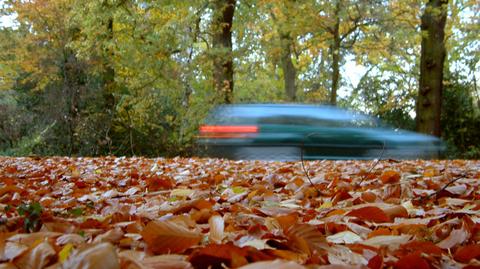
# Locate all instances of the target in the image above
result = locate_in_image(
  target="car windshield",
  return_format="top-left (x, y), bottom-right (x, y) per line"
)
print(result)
top-left (205, 104), bottom-right (380, 128)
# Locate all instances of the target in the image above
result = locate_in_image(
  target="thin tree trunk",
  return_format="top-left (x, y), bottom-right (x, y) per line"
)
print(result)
top-left (62, 50), bottom-right (81, 155)
top-left (416, 0), bottom-right (448, 137)
top-left (330, 0), bottom-right (341, 106)
top-left (212, 0), bottom-right (236, 104)
top-left (280, 33), bottom-right (297, 102)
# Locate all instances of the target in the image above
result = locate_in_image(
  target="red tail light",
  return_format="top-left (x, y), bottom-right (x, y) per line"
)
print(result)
top-left (199, 125), bottom-right (258, 138)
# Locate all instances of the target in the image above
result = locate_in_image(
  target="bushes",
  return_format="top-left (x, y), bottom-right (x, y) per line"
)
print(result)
top-left (441, 76), bottom-right (480, 159)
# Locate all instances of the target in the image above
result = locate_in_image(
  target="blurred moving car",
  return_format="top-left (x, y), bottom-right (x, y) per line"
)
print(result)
top-left (197, 104), bottom-right (445, 160)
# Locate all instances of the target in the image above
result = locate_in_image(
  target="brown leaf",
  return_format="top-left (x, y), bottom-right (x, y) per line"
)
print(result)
top-left (346, 206), bottom-right (390, 223)
top-left (380, 170), bottom-right (400, 184)
top-left (7, 233), bottom-right (61, 247)
top-left (119, 251), bottom-right (193, 269)
top-left (394, 252), bottom-right (430, 269)
top-left (93, 228), bottom-right (124, 244)
top-left (237, 259), bottom-right (306, 269)
top-left (143, 255), bottom-right (193, 269)
top-left (399, 241), bottom-right (443, 256)
top-left (0, 263), bottom-right (18, 269)
top-left (188, 243), bottom-right (248, 269)
top-left (141, 220), bottom-right (202, 254)
top-left (453, 244), bottom-right (480, 263)
top-left (62, 242), bottom-right (120, 269)
top-left (0, 186), bottom-right (24, 197)
top-left (383, 205), bottom-right (409, 221)
top-left (14, 242), bottom-right (56, 269)
top-left (285, 224), bottom-right (327, 255)
top-left (145, 175), bottom-right (175, 191)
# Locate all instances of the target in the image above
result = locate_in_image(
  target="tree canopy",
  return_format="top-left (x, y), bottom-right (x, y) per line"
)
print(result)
top-left (0, 0), bottom-right (479, 158)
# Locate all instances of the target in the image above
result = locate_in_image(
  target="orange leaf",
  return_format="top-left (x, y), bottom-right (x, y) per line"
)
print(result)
top-left (326, 209), bottom-right (346, 217)
top-left (189, 243), bottom-right (248, 269)
top-left (394, 252), bottom-right (430, 269)
top-left (145, 175), bottom-right (175, 191)
top-left (399, 241), bottom-right (443, 256)
top-left (454, 244), bottom-right (480, 263)
top-left (237, 260), bottom-right (305, 269)
top-left (285, 224), bottom-right (326, 255)
top-left (346, 206), bottom-right (390, 223)
top-left (0, 186), bottom-right (24, 196)
top-left (361, 192), bottom-right (377, 203)
top-left (275, 213), bottom-right (299, 230)
top-left (383, 205), bottom-right (408, 221)
top-left (141, 220), bottom-right (202, 254)
top-left (368, 228), bottom-right (392, 238)
top-left (380, 170), bottom-right (400, 184)
top-left (367, 254), bottom-right (383, 269)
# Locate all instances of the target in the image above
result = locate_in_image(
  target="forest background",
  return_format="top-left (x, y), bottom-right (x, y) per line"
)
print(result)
top-left (0, 0), bottom-right (478, 158)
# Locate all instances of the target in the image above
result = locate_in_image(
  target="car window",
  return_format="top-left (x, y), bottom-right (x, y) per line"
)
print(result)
top-left (204, 105), bottom-right (380, 128)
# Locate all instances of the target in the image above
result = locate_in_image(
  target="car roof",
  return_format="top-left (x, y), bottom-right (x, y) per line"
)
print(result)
top-left (211, 104), bottom-right (372, 122)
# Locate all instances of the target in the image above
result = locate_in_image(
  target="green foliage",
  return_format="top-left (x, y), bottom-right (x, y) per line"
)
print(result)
top-left (68, 207), bottom-right (84, 217)
top-left (17, 202), bottom-right (43, 233)
top-left (442, 75), bottom-right (480, 159)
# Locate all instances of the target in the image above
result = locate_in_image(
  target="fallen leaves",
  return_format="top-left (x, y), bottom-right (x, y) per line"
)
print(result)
top-left (0, 157), bottom-right (479, 268)
top-left (141, 220), bottom-right (202, 254)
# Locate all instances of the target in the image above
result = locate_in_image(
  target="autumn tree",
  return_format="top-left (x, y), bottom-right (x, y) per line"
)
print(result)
top-left (267, 1), bottom-right (298, 101)
top-left (211, 0), bottom-right (236, 104)
top-left (416, 0), bottom-right (449, 137)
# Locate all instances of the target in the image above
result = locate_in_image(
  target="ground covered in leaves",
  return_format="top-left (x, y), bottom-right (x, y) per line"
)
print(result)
top-left (0, 157), bottom-right (479, 269)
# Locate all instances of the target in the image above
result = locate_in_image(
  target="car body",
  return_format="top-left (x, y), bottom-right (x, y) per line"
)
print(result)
top-left (197, 104), bottom-right (445, 160)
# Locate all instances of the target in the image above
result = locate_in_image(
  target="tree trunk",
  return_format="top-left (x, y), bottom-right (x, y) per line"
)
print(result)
top-left (416, 0), bottom-right (448, 137)
top-left (101, 17), bottom-right (116, 153)
top-left (62, 51), bottom-right (83, 155)
top-left (212, 0), bottom-right (236, 104)
top-left (329, 0), bottom-right (341, 106)
top-left (280, 33), bottom-right (297, 102)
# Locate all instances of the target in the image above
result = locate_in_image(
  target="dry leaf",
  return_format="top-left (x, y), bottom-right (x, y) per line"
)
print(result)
top-left (93, 228), bottom-right (124, 244)
top-left (453, 244), bottom-right (480, 263)
top-left (208, 215), bottom-right (224, 244)
top-left (14, 241), bottom-right (56, 269)
top-left (237, 260), bottom-right (305, 269)
top-left (142, 255), bottom-right (193, 269)
top-left (141, 220), bottom-right (202, 254)
top-left (346, 206), bottom-right (390, 223)
top-left (383, 205), bottom-right (409, 221)
top-left (3, 242), bottom-right (28, 261)
top-left (62, 242), bottom-right (120, 269)
top-left (285, 224), bottom-right (327, 255)
top-left (188, 243), bottom-right (248, 269)
top-left (0, 263), bottom-right (18, 269)
top-left (394, 252), bottom-right (430, 269)
top-left (2, 157), bottom-right (480, 268)
top-left (56, 234), bottom-right (85, 246)
top-left (327, 245), bottom-right (368, 266)
top-left (326, 231), bottom-right (362, 244)
top-left (361, 235), bottom-right (411, 249)
top-left (380, 170), bottom-right (400, 184)
top-left (436, 224), bottom-right (470, 249)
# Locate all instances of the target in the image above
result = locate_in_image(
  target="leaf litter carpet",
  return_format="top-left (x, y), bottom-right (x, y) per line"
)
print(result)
top-left (0, 157), bottom-right (479, 268)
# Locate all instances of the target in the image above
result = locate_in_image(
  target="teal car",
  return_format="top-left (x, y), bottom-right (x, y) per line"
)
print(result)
top-left (197, 104), bottom-right (445, 160)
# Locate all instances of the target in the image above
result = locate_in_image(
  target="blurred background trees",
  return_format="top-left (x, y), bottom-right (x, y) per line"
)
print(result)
top-left (0, 0), bottom-right (478, 158)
